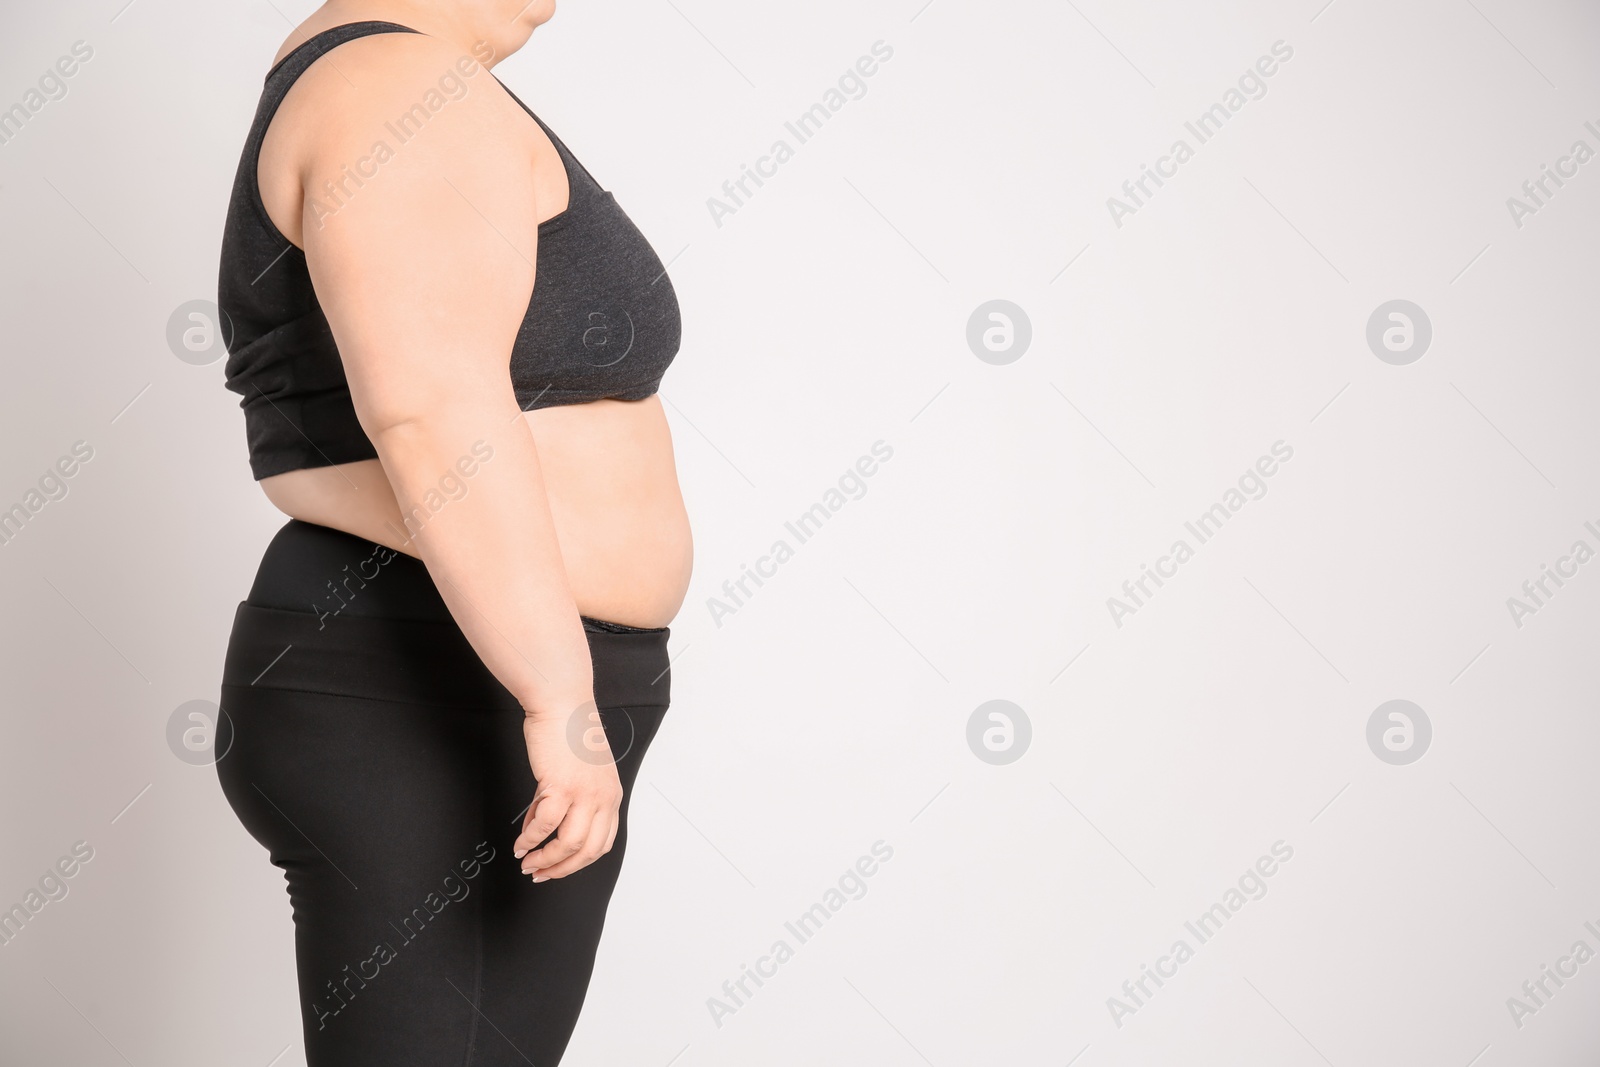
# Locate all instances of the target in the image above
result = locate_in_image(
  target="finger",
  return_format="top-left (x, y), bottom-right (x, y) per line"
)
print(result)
top-left (516, 792), bottom-right (562, 849)
top-left (602, 813), bottom-right (618, 855)
top-left (522, 804), bottom-right (594, 874)
top-left (513, 792), bottom-right (569, 858)
top-left (532, 811), bottom-right (615, 881)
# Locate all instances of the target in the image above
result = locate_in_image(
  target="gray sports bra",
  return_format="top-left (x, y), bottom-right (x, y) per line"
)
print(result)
top-left (217, 21), bottom-right (682, 480)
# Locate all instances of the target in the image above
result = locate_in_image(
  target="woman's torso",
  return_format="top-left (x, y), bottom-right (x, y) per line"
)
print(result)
top-left (242, 21), bottom-right (691, 628)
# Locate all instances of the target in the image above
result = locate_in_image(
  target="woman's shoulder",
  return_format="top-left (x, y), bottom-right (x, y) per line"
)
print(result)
top-left (272, 27), bottom-right (504, 121)
top-left (269, 27), bottom-right (527, 177)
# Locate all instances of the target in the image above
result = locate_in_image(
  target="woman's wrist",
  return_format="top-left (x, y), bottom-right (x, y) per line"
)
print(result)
top-left (520, 692), bottom-right (596, 723)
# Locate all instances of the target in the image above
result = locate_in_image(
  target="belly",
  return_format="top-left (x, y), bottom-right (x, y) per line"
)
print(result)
top-left (257, 396), bottom-right (693, 628)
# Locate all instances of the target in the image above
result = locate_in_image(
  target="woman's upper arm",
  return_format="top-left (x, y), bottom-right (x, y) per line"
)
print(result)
top-left (283, 38), bottom-right (595, 715)
top-left (294, 36), bottom-right (537, 435)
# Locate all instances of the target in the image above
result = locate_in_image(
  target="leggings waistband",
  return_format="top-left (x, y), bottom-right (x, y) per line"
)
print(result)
top-left (223, 603), bottom-right (669, 709)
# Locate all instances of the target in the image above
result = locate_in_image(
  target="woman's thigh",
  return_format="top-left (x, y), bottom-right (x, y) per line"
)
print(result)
top-left (474, 702), bottom-right (669, 1065)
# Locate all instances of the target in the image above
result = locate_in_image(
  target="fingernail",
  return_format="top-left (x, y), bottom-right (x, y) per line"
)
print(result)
top-left (532, 876), bottom-right (548, 883)
top-left (513, 848), bottom-right (526, 859)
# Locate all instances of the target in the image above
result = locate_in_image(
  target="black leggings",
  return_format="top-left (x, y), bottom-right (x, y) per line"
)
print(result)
top-left (215, 520), bottom-right (670, 1066)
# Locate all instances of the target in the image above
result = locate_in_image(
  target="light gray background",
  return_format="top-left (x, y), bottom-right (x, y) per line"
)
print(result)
top-left (2, 0), bottom-right (1598, 1064)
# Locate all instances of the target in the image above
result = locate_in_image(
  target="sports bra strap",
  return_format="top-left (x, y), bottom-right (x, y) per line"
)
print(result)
top-left (245, 21), bottom-right (425, 224)
top-left (259, 21), bottom-right (423, 110)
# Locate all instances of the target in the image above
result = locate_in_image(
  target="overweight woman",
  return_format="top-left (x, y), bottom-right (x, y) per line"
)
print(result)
top-left (209, 2), bottom-right (689, 1063)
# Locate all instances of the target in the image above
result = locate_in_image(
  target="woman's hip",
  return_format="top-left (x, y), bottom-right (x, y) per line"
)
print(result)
top-left (229, 517), bottom-right (672, 710)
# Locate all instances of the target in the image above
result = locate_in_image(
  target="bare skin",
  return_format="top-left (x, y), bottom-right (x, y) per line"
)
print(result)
top-left (253, 0), bottom-right (691, 882)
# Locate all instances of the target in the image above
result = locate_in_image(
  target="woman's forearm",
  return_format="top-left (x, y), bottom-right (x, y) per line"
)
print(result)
top-left (371, 405), bottom-right (593, 719)
top-left (283, 31), bottom-right (629, 882)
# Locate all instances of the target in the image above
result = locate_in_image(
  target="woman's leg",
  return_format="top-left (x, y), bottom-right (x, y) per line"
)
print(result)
top-left (470, 700), bottom-right (669, 1066)
top-left (215, 520), bottom-right (671, 1065)
top-left (216, 682), bottom-right (501, 1065)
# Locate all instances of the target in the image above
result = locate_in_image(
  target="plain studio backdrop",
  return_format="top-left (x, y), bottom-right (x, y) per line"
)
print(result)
top-left (3, 0), bottom-right (1600, 1063)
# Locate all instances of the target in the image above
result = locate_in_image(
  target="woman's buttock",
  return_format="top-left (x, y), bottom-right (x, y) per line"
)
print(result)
top-left (256, 396), bottom-right (693, 628)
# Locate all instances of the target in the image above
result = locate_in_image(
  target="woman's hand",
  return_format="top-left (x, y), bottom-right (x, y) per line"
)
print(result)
top-left (513, 703), bottom-right (623, 881)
